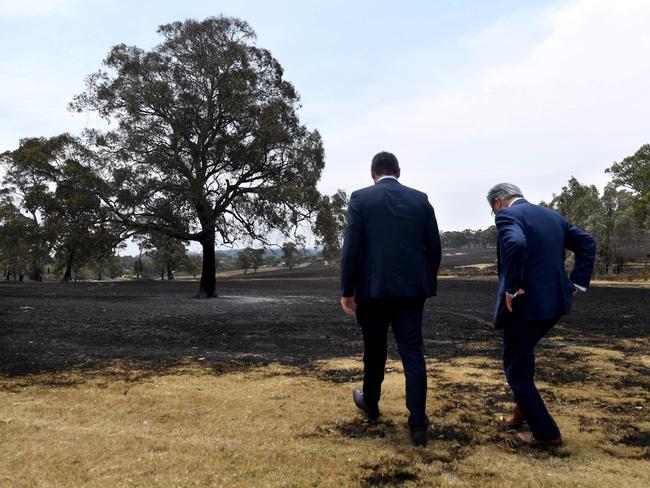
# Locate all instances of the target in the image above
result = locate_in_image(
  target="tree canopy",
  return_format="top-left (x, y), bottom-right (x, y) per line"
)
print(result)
top-left (70, 16), bottom-right (324, 296)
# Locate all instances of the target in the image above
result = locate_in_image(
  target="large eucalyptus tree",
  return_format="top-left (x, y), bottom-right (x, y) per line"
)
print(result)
top-left (71, 16), bottom-right (324, 297)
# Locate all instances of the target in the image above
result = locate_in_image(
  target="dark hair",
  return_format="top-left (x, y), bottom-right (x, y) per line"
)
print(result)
top-left (371, 151), bottom-right (400, 176)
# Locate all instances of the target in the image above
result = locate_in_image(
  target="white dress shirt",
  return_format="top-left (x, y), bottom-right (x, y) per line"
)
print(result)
top-left (376, 175), bottom-right (398, 183)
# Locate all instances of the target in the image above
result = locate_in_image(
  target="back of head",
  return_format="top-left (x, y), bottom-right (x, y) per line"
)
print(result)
top-left (371, 151), bottom-right (400, 176)
top-left (486, 183), bottom-right (524, 206)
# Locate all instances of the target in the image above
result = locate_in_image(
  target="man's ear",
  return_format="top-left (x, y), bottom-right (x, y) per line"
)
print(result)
top-left (395, 169), bottom-right (401, 179)
top-left (371, 170), bottom-right (378, 181)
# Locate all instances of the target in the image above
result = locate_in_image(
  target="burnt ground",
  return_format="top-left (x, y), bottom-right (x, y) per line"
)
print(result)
top-left (0, 264), bottom-right (647, 382)
top-left (1, 264), bottom-right (649, 465)
top-left (1, 262), bottom-right (649, 486)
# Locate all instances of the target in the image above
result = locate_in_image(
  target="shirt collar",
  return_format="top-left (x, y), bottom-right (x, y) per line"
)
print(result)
top-left (508, 197), bottom-right (523, 207)
top-left (376, 175), bottom-right (398, 183)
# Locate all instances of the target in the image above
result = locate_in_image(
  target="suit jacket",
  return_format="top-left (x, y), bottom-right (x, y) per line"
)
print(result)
top-left (493, 198), bottom-right (597, 329)
top-left (340, 178), bottom-right (442, 301)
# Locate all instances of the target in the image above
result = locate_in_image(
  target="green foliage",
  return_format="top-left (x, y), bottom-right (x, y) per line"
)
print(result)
top-left (1, 135), bottom-right (128, 282)
top-left (282, 242), bottom-right (300, 269)
top-left (545, 177), bottom-right (602, 234)
top-left (314, 190), bottom-right (348, 265)
top-left (546, 174), bottom-right (647, 274)
top-left (607, 144), bottom-right (650, 229)
top-left (607, 144), bottom-right (650, 195)
top-left (0, 196), bottom-right (31, 280)
top-left (182, 254), bottom-right (203, 278)
top-left (1, 136), bottom-right (70, 280)
top-left (237, 247), bottom-right (265, 273)
top-left (138, 231), bottom-right (188, 280)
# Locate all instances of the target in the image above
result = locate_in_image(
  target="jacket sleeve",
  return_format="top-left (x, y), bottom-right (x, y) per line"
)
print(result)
top-left (495, 211), bottom-right (527, 294)
top-left (340, 192), bottom-right (363, 297)
top-left (565, 223), bottom-right (597, 289)
top-left (423, 198), bottom-right (442, 276)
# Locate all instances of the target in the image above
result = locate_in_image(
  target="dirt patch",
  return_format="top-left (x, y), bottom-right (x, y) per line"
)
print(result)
top-left (359, 459), bottom-right (419, 487)
top-left (619, 430), bottom-right (650, 448)
top-left (360, 469), bottom-right (418, 487)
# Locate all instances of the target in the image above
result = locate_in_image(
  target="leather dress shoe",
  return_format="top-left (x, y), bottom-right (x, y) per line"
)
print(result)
top-left (506, 405), bottom-right (525, 428)
top-left (515, 432), bottom-right (563, 447)
top-left (352, 388), bottom-right (379, 421)
top-left (410, 429), bottom-right (428, 447)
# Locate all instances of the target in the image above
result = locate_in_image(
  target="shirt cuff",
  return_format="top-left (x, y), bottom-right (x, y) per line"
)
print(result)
top-left (573, 283), bottom-right (587, 292)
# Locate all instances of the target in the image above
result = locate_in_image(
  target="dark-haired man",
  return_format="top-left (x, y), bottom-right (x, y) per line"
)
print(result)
top-left (488, 182), bottom-right (596, 447)
top-left (340, 151), bottom-right (441, 447)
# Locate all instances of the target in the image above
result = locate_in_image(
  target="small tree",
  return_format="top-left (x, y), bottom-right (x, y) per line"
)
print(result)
top-left (607, 144), bottom-right (650, 196)
top-left (237, 247), bottom-right (254, 274)
top-left (606, 144), bottom-right (650, 233)
top-left (0, 197), bottom-right (31, 281)
top-left (544, 176), bottom-right (602, 233)
top-left (314, 190), bottom-right (348, 265)
top-left (251, 248), bottom-right (265, 272)
top-left (139, 232), bottom-right (188, 280)
top-left (183, 254), bottom-right (203, 278)
top-left (0, 137), bottom-right (68, 281)
top-left (282, 241), bottom-right (300, 269)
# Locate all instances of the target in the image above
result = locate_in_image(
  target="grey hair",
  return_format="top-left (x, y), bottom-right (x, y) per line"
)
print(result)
top-left (486, 183), bottom-right (524, 205)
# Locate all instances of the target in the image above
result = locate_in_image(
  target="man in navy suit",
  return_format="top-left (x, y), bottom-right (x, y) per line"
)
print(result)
top-left (488, 183), bottom-right (596, 447)
top-left (340, 151), bottom-right (441, 447)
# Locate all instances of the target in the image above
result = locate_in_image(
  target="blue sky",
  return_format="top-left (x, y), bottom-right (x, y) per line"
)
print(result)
top-left (2, 0), bottom-right (649, 243)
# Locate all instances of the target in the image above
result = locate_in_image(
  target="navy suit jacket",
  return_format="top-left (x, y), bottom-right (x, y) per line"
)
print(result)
top-left (340, 178), bottom-right (442, 301)
top-left (493, 199), bottom-right (597, 329)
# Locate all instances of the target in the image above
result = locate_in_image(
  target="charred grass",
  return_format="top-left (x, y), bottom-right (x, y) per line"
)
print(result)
top-left (0, 274), bottom-right (649, 486)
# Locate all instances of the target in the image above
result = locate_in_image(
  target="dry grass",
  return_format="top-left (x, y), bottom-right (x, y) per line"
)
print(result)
top-left (1, 351), bottom-right (648, 488)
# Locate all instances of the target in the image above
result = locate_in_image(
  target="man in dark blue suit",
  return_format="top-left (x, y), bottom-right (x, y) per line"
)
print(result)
top-left (340, 151), bottom-right (441, 447)
top-left (488, 183), bottom-right (596, 447)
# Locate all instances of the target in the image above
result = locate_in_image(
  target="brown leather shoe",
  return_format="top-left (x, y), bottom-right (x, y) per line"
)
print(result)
top-left (506, 405), bottom-right (525, 428)
top-left (515, 432), bottom-right (563, 447)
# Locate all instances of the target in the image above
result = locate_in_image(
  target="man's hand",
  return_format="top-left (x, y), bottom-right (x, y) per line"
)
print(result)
top-left (340, 296), bottom-right (356, 316)
top-left (505, 288), bottom-right (526, 312)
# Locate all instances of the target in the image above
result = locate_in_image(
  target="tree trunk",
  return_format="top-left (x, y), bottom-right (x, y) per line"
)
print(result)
top-left (61, 252), bottom-right (74, 283)
top-left (161, 266), bottom-right (165, 280)
top-left (197, 233), bottom-right (217, 298)
top-left (167, 263), bottom-right (174, 280)
top-left (29, 264), bottom-right (43, 282)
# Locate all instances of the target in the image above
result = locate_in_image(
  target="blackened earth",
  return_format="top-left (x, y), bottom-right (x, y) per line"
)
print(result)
top-left (0, 265), bottom-right (647, 388)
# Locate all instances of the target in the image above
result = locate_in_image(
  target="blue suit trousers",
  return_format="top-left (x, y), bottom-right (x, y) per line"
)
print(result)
top-left (503, 314), bottom-right (561, 441)
top-left (356, 298), bottom-right (428, 431)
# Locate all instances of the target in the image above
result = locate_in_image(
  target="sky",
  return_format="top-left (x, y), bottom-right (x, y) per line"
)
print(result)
top-left (1, 0), bottom-right (650, 245)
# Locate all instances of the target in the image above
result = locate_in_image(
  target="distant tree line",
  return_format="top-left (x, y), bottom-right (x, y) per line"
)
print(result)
top-left (541, 144), bottom-right (649, 275)
top-left (440, 227), bottom-right (498, 249)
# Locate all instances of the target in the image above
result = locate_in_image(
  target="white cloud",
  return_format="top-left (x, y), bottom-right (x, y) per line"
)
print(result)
top-left (0, 0), bottom-right (78, 16)
top-left (319, 0), bottom-right (650, 231)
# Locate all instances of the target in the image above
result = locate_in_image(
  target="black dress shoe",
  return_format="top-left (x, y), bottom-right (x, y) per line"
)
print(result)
top-left (352, 388), bottom-right (380, 421)
top-left (410, 429), bottom-right (428, 447)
